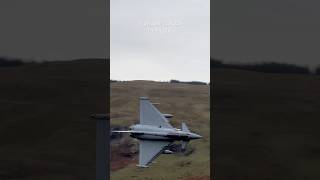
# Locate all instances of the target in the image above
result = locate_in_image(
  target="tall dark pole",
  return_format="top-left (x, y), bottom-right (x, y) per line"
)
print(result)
top-left (91, 114), bottom-right (109, 180)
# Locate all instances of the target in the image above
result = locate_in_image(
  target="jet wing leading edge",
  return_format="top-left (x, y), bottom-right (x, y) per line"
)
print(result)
top-left (139, 97), bottom-right (173, 128)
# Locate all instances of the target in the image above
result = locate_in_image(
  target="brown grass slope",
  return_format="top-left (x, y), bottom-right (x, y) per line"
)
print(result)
top-left (110, 81), bottom-right (210, 180)
top-left (213, 68), bottom-right (320, 180)
top-left (0, 59), bottom-right (106, 180)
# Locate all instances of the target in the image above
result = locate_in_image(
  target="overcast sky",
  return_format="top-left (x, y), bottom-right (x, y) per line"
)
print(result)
top-left (2, 0), bottom-right (317, 76)
top-left (0, 0), bottom-right (107, 61)
top-left (110, 0), bottom-right (210, 82)
top-left (213, 0), bottom-right (320, 68)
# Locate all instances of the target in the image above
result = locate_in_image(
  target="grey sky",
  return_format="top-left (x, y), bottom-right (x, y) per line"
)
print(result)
top-left (111, 0), bottom-right (210, 82)
top-left (0, 0), bottom-right (107, 61)
top-left (213, 0), bottom-right (320, 67)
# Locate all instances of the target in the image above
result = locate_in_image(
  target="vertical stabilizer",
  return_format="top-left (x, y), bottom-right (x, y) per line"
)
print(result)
top-left (181, 122), bottom-right (190, 133)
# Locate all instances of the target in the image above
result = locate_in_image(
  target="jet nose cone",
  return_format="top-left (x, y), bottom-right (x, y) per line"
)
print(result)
top-left (191, 133), bottom-right (202, 139)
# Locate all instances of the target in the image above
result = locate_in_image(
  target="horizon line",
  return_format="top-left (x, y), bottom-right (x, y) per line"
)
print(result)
top-left (110, 79), bottom-right (210, 83)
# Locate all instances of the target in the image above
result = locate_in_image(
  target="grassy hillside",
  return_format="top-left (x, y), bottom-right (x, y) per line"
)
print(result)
top-left (110, 81), bottom-right (210, 180)
top-left (0, 59), bottom-right (106, 179)
top-left (213, 68), bottom-right (320, 180)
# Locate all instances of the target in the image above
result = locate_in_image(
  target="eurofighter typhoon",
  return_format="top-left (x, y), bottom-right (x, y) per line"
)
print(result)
top-left (113, 97), bottom-right (202, 167)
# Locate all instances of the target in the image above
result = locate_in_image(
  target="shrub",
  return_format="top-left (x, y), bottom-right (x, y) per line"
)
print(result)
top-left (0, 57), bottom-right (23, 67)
top-left (211, 58), bottom-right (310, 74)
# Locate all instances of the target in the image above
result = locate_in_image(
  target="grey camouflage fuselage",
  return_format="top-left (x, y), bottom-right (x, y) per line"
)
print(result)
top-left (129, 124), bottom-right (202, 141)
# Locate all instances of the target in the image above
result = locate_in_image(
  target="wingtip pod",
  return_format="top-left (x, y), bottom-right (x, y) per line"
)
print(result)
top-left (163, 113), bottom-right (173, 118)
top-left (111, 130), bottom-right (132, 133)
top-left (136, 164), bottom-right (149, 168)
top-left (140, 97), bottom-right (149, 100)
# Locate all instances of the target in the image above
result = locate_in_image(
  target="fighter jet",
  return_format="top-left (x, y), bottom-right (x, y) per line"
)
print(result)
top-left (112, 97), bottom-right (202, 168)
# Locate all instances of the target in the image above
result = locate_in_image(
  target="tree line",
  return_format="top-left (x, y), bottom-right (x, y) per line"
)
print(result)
top-left (110, 79), bottom-right (208, 85)
top-left (169, 79), bottom-right (208, 85)
top-left (2, 56), bottom-right (320, 75)
top-left (211, 58), bottom-right (320, 75)
top-left (0, 57), bottom-right (24, 67)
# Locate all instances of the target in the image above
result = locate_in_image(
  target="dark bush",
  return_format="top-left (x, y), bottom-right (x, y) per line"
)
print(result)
top-left (316, 66), bottom-right (320, 75)
top-left (211, 59), bottom-right (224, 68)
top-left (170, 79), bottom-right (180, 83)
top-left (211, 58), bottom-right (310, 74)
top-left (0, 57), bottom-right (23, 67)
top-left (170, 79), bottom-right (207, 85)
top-left (185, 81), bottom-right (207, 85)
